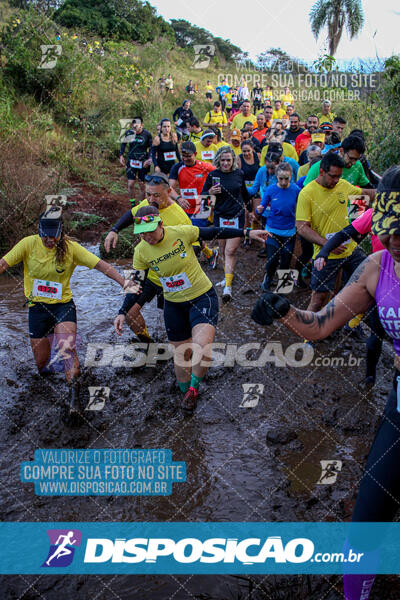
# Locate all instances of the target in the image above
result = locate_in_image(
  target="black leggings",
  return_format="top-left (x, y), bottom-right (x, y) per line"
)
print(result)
top-left (294, 235), bottom-right (313, 274)
top-left (352, 371), bottom-right (400, 522)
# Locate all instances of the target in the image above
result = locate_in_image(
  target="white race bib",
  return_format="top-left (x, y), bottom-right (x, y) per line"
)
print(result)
top-left (32, 279), bottom-right (63, 300)
top-left (159, 273), bottom-right (192, 293)
top-left (219, 217), bottom-right (239, 229)
top-left (130, 159), bottom-right (142, 168)
top-left (164, 151), bottom-right (177, 161)
top-left (176, 118), bottom-right (183, 126)
top-left (201, 150), bottom-right (215, 160)
top-left (325, 232), bottom-right (351, 245)
top-left (180, 188), bottom-right (198, 200)
top-left (245, 180), bottom-right (254, 189)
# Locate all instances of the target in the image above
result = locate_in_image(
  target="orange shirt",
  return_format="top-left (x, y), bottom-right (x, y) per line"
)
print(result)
top-left (252, 127), bottom-right (268, 144)
top-left (294, 131), bottom-right (312, 157)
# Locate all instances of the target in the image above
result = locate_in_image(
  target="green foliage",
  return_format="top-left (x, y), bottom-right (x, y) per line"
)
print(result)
top-left (256, 48), bottom-right (309, 73)
top-left (170, 19), bottom-right (245, 64)
top-left (313, 54), bottom-right (337, 73)
top-left (54, 0), bottom-right (174, 44)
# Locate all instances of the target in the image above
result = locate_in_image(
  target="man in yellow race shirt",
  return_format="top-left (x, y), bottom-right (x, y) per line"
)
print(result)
top-left (203, 101), bottom-right (228, 133)
top-left (195, 130), bottom-right (218, 163)
top-left (296, 152), bottom-right (376, 313)
top-left (106, 173), bottom-right (219, 342)
top-left (262, 85), bottom-right (273, 104)
top-left (272, 99), bottom-right (286, 120)
top-left (130, 205), bottom-right (267, 412)
top-left (230, 100), bottom-right (257, 130)
top-left (229, 129), bottom-right (242, 156)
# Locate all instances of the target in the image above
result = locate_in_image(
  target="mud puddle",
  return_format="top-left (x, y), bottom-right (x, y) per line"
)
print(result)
top-left (1, 235), bottom-right (399, 598)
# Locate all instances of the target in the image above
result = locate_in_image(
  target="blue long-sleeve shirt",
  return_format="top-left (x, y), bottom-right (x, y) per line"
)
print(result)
top-left (249, 158), bottom-right (298, 216)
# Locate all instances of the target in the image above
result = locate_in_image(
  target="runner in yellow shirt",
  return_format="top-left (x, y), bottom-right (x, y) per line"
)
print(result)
top-left (129, 205), bottom-right (267, 412)
top-left (230, 100), bottom-right (257, 130)
top-left (280, 86), bottom-right (294, 107)
top-left (195, 130), bottom-right (218, 163)
top-left (272, 99), bottom-right (286, 120)
top-left (205, 80), bottom-right (213, 103)
top-left (202, 101), bottom-right (228, 134)
top-left (0, 212), bottom-right (128, 422)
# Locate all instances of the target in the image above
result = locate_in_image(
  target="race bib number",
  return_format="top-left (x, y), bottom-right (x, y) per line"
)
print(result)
top-left (219, 217), bottom-right (239, 229)
top-left (180, 188), bottom-right (198, 200)
top-left (160, 273), bottom-right (192, 293)
top-left (245, 180), bottom-right (254, 189)
top-left (32, 279), bottom-right (62, 300)
top-left (164, 151), bottom-right (177, 161)
top-left (130, 159), bottom-right (142, 169)
top-left (201, 150), bottom-right (215, 160)
top-left (176, 118), bottom-right (183, 126)
top-left (326, 232), bottom-right (351, 245)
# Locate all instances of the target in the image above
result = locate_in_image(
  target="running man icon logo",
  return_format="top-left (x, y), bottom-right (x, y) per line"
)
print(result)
top-left (192, 45), bottom-right (215, 69)
top-left (240, 384), bottom-right (264, 408)
top-left (276, 269), bottom-right (299, 294)
top-left (38, 45), bottom-right (62, 69)
top-left (119, 119), bottom-right (136, 144)
top-left (317, 460), bottom-right (342, 485)
top-left (86, 386), bottom-right (110, 411)
top-left (42, 529), bottom-right (82, 567)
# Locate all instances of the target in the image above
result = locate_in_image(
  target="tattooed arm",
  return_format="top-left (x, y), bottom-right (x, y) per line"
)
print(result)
top-left (281, 255), bottom-right (380, 340)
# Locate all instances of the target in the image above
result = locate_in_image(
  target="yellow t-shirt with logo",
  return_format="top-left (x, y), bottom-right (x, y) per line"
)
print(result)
top-left (131, 200), bottom-right (196, 287)
top-left (3, 235), bottom-right (99, 304)
top-left (225, 92), bottom-right (233, 108)
top-left (195, 141), bottom-right (218, 163)
top-left (262, 91), bottom-right (273, 103)
top-left (272, 108), bottom-right (286, 120)
top-left (260, 142), bottom-right (298, 165)
top-left (189, 129), bottom-right (204, 143)
top-left (203, 110), bottom-right (228, 126)
top-left (133, 225), bottom-right (212, 302)
top-left (205, 84), bottom-right (213, 93)
top-left (231, 113), bottom-right (257, 130)
top-left (296, 180), bottom-right (361, 259)
top-left (317, 111), bottom-right (336, 123)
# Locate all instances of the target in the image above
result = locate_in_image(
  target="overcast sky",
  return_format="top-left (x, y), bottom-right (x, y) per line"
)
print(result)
top-left (151, 0), bottom-right (399, 62)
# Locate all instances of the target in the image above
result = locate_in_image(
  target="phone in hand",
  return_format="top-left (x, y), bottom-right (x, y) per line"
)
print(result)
top-left (212, 177), bottom-right (221, 187)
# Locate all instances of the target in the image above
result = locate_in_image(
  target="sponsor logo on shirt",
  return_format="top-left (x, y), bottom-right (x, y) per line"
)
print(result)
top-left (149, 239), bottom-right (186, 267)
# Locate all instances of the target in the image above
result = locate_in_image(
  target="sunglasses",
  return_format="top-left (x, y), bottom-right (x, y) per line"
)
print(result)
top-left (278, 177), bottom-right (290, 180)
top-left (145, 175), bottom-right (168, 184)
top-left (134, 215), bottom-right (159, 224)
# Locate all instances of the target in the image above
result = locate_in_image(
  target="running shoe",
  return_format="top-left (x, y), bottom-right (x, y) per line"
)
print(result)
top-left (136, 333), bottom-right (154, 343)
top-left (181, 386), bottom-right (198, 413)
top-left (222, 286), bottom-right (232, 302)
top-left (208, 248), bottom-right (219, 269)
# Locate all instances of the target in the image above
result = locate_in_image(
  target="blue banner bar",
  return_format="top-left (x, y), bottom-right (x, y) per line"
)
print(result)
top-left (0, 522), bottom-right (399, 574)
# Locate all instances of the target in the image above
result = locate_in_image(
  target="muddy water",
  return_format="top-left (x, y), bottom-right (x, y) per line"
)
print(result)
top-left (1, 244), bottom-right (399, 598)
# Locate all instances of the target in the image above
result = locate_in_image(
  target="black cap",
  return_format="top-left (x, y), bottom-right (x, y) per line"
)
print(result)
top-left (181, 141), bottom-right (196, 154)
top-left (38, 210), bottom-right (62, 237)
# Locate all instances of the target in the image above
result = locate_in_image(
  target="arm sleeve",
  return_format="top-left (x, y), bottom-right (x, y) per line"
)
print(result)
top-left (111, 209), bottom-right (134, 233)
top-left (314, 224), bottom-right (364, 260)
top-left (357, 162), bottom-right (371, 187)
top-left (175, 144), bottom-right (181, 162)
top-left (169, 163), bottom-right (180, 181)
top-left (201, 173), bottom-right (213, 194)
top-left (118, 269), bottom-right (149, 315)
top-left (146, 132), bottom-right (153, 151)
top-left (197, 227), bottom-right (245, 240)
top-left (248, 168), bottom-right (262, 196)
top-left (120, 142), bottom-right (126, 156)
top-left (172, 108), bottom-right (180, 122)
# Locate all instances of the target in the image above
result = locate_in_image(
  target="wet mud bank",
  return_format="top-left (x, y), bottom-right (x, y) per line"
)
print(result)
top-left (1, 188), bottom-right (399, 598)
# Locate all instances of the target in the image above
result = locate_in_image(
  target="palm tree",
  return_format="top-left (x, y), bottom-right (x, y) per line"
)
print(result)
top-left (309, 0), bottom-right (365, 56)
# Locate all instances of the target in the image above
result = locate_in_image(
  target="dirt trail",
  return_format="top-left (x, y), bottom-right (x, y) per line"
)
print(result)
top-left (1, 181), bottom-right (399, 598)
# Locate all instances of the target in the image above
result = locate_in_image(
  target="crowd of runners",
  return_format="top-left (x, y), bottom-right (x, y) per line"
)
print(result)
top-left (2, 81), bottom-right (400, 600)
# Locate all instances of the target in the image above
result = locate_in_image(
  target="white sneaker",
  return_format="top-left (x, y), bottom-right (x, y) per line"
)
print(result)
top-left (216, 279), bottom-right (226, 287)
top-left (222, 286), bottom-right (232, 303)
